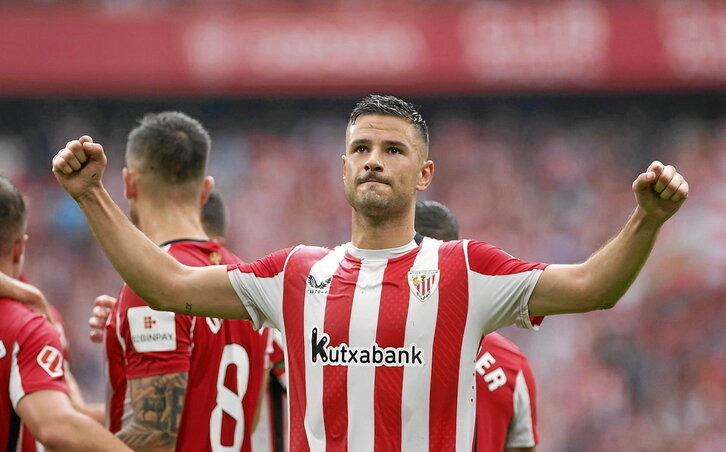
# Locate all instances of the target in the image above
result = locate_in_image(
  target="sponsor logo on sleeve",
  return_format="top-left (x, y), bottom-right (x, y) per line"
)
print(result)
top-left (407, 269), bottom-right (440, 302)
top-left (36, 345), bottom-right (64, 378)
top-left (0, 340), bottom-right (6, 359)
top-left (128, 306), bottom-right (176, 353)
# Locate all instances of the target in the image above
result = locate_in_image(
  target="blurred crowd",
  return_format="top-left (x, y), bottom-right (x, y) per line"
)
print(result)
top-left (0, 94), bottom-right (723, 451)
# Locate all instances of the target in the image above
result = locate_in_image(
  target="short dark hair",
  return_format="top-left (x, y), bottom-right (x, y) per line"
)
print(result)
top-left (349, 95), bottom-right (429, 149)
top-left (201, 190), bottom-right (227, 239)
top-left (415, 200), bottom-right (459, 241)
top-left (126, 111), bottom-right (211, 186)
top-left (0, 175), bottom-right (27, 256)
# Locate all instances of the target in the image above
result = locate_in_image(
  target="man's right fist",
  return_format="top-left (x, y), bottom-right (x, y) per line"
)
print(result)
top-left (52, 136), bottom-right (108, 201)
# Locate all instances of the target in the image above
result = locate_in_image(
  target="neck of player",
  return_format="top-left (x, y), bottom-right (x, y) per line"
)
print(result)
top-left (133, 198), bottom-right (208, 246)
top-left (350, 205), bottom-right (416, 250)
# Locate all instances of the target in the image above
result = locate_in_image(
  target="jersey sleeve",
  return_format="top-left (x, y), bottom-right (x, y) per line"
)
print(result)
top-left (466, 240), bottom-right (548, 333)
top-left (120, 286), bottom-right (193, 380)
top-left (10, 314), bottom-right (67, 409)
top-left (506, 359), bottom-right (539, 448)
top-left (227, 247), bottom-right (297, 330)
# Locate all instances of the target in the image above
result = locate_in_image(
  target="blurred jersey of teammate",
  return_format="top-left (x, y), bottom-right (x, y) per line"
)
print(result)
top-left (0, 175), bottom-right (128, 451)
top-left (414, 200), bottom-right (539, 451)
top-left (251, 330), bottom-right (287, 452)
top-left (103, 113), bottom-right (269, 450)
top-left (17, 273), bottom-right (71, 451)
top-left (1, 300), bottom-right (67, 450)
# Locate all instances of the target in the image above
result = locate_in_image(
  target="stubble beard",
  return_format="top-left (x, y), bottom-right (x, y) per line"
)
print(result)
top-left (347, 185), bottom-right (409, 222)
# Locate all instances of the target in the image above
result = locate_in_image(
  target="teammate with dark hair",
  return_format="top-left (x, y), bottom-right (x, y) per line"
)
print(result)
top-left (53, 94), bottom-right (688, 450)
top-left (201, 190), bottom-right (228, 244)
top-left (88, 112), bottom-right (269, 451)
top-left (416, 200), bottom-right (538, 452)
top-left (0, 175), bottom-right (129, 451)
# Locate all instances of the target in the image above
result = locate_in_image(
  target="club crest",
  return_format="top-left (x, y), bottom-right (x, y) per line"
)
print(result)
top-left (407, 270), bottom-right (440, 302)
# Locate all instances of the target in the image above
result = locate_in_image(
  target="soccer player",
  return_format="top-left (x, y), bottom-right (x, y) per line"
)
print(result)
top-left (52, 95), bottom-right (689, 450)
top-left (89, 189), bottom-right (284, 450)
top-left (415, 200), bottom-right (538, 451)
top-left (0, 175), bottom-right (129, 451)
top-left (80, 112), bottom-right (269, 450)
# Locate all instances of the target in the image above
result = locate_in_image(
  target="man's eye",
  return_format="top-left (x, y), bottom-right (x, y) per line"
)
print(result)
top-left (388, 147), bottom-right (401, 154)
top-left (355, 146), bottom-right (367, 153)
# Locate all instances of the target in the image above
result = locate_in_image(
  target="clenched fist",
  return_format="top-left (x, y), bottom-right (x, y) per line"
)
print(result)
top-left (632, 160), bottom-right (689, 224)
top-left (52, 136), bottom-right (108, 201)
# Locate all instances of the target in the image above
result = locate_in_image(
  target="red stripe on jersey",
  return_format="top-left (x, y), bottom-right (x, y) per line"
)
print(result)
top-left (322, 257), bottom-right (360, 451)
top-left (227, 247), bottom-right (294, 278)
top-left (282, 248), bottom-right (329, 451)
top-left (374, 250), bottom-right (419, 452)
top-left (467, 242), bottom-right (547, 275)
top-left (429, 241), bottom-right (469, 451)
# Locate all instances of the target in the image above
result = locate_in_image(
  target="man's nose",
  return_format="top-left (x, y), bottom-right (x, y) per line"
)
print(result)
top-left (364, 149), bottom-right (384, 172)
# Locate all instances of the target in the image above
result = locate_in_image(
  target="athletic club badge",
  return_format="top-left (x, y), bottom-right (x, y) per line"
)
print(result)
top-left (407, 270), bottom-right (440, 302)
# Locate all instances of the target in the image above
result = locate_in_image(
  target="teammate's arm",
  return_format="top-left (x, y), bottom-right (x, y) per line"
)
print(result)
top-left (116, 372), bottom-right (188, 451)
top-left (64, 364), bottom-right (106, 425)
top-left (529, 161), bottom-right (688, 316)
top-left (0, 272), bottom-right (52, 320)
top-left (52, 137), bottom-right (247, 319)
top-left (17, 389), bottom-right (130, 451)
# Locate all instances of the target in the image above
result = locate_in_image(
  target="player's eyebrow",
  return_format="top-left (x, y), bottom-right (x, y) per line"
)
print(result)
top-left (382, 140), bottom-right (408, 150)
top-left (348, 138), bottom-right (410, 150)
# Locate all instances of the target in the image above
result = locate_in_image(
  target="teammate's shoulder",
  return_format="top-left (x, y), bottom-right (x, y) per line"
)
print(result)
top-left (0, 299), bottom-right (58, 340)
top-left (164, 239), bottom-right (212, 262)
top-left (0, 298), bottom-right (42, 321)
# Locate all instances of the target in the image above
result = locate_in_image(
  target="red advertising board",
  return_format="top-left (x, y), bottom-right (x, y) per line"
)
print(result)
top-left (0, 1), bottom-right (724, 96)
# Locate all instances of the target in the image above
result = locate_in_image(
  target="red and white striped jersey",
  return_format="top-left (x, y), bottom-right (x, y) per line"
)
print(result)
top-left (228, 237), bottom-right (547, 451)
top-left (0, 299), bottom-right (67, 451)
top-left (474, 332), bottom-right (538, 451)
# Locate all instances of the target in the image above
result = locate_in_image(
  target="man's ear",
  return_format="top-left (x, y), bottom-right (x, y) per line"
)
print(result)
top-left (13, 234), bottom-right (28, 265)
top-left (341, 155), bottom-right (347, 182)
top-left (122, 168), bottom-right (137, 200)
top-left (416, 160), bottom-right (434, 192)
top-left (200, 176), bottom-right (215, 205)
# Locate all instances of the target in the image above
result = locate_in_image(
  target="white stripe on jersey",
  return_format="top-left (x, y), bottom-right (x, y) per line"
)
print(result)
top-left (507, 370), bottom-right (536, 448)
top-left (401, 238), bottom-right (441, 452)
top-left (9, 342), bottom-right (24, 408)
top-left (346, 257), bottom-right (386, 450)
top-left (302, 246), bottom-right (347, 448)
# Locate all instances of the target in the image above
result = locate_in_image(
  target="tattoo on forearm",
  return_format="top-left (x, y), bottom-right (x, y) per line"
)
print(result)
top-left (185, 303), bottom-right (192, 314)
top-left (117, 372), bottom-right (188, 449)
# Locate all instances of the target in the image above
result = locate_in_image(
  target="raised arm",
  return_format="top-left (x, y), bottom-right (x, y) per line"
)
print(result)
top-left (529, 161), bottom-right (688, 316)
top-left (52, 136), bottom-right (247, 319)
